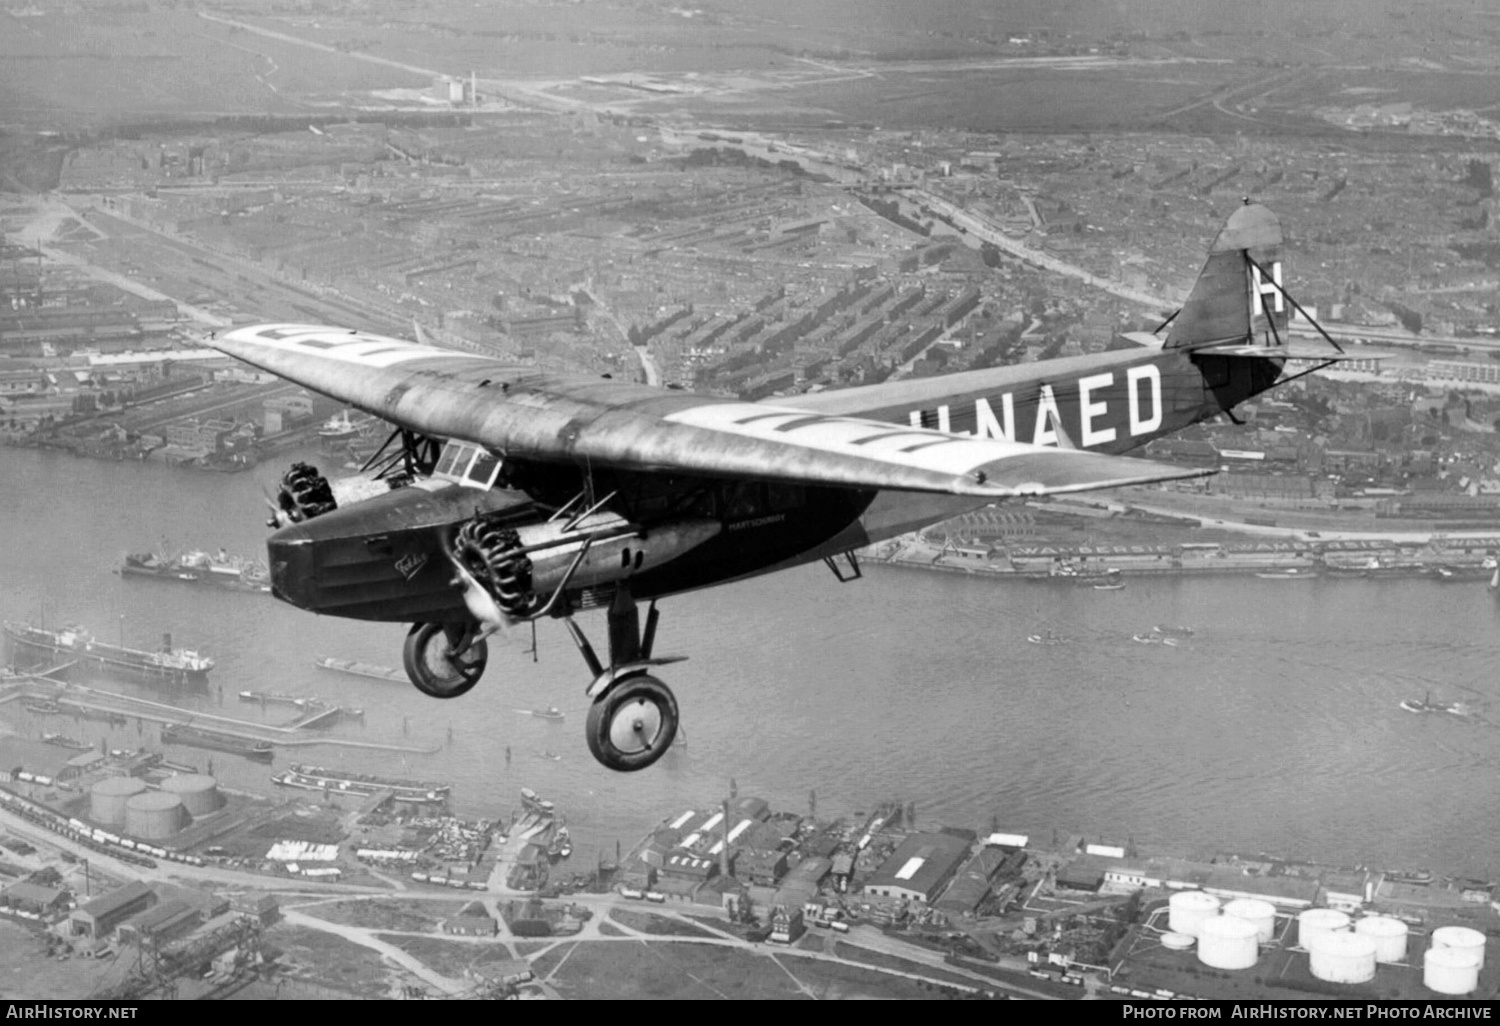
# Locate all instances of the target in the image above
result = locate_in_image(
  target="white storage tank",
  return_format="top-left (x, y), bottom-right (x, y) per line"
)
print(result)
top-left (1198, 914), bottom-right (1258, 970)
top-left (1161, 932), bottom-right (1195, 951)
top-left (159, 773), bottom-right (220, 815)
top-left (125, 791), bottom-right (185, 840)
top-left (1168, 890), bottom-right (1221, 937)
top-left (1297, 908), bottom-right (1351, 949)
top-left (1424, 946), bottom-right (1480, 996)
top-left (1431, 926), bottom-right (1487, 969)
top-left (1354, 916), bottom-right (1409, 964)
top-left (1309, 931), bottom-right (1377, 984)
top-left (89, 777), bottom-right (147, 826)
top-left (1223, 898), bottom-right (1277, 944)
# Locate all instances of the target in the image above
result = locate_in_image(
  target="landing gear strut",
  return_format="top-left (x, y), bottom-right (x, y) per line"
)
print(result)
top-left (403, 622), bottom-right (487, 699)
top-left (570, 588), bottom-right (683, 772)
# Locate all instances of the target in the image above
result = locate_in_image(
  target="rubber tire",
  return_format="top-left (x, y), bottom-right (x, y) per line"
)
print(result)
top-left (585, 673), bottom-right (678, 772)
top-left (403, 622), bottom-right (486, 699)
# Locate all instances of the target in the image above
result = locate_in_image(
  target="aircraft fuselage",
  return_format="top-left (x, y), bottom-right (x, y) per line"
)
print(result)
top-left (266, 345), bottom-right (1285, 624)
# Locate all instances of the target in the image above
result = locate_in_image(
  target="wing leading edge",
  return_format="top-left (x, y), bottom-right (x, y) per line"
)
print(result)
top-left (211, 323), bottom-right (1210, 498)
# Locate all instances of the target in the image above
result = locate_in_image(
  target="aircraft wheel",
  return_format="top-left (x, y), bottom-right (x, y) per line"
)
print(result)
top-left (585, 673), bottom-right (678, 772)
top-left (403, 622), bottom-right (486, 699)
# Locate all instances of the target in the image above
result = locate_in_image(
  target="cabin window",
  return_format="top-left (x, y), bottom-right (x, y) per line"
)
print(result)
top-left (466, 450), bottom-right (502, 489)
top-left (434, 442), bottom-right (466, 478)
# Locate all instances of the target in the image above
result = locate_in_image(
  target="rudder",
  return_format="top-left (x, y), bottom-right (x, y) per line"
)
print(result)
top-left (1165, 202), bottom-right (1287, 349)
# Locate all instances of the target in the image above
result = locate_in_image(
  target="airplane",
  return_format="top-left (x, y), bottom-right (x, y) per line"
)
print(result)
top-left (209, 200), bottom-right (1362, 772)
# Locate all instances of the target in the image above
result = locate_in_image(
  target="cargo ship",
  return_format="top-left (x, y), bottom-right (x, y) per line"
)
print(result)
top-left (120, 549), bottom-right (270, 593)
top-left (161, 724), bottom-right (273, 761)
top-left (272, 764), bottom-right (450, 804)
top-left (4, 622), bottom-right (214, 686)
top-left (314, 656), bottom-right (407, 684)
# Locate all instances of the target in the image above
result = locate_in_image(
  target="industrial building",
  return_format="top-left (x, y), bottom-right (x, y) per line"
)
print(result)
top-left (116, 899), bottom-right (200, 948)
top-left (69, 881), bottom-right (156, 942)
top-left (1, 881), bottom-right (70, 917)
top-left (935, 846), bottom-right (1017, 916)
top-left (229, 892), bottom-right (278, 926)
top-left (861, 831), bottom-right (971, 904)
top-left (443, 902), bottom-right (497, 936)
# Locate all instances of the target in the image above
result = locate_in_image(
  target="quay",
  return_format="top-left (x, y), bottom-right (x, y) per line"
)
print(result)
top-left (0, 682), bottom-right (438, 755)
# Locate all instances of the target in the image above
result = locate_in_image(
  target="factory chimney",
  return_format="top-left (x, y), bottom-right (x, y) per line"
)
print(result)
top-left (720, 798), bottom-right (730, 880)
top-left (471, 69), bottom-right (477, 108)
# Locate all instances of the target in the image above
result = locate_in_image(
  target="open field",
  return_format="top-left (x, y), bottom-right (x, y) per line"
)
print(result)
top-left (0, 920), bottom-right (117, 999)
top-left (544, 938), bottom-right (960, 999)
top-left (376, 934), bottom-right (528, 982)
top-left (608, 907), bottom-right (721, 938)
top-left (262, 923), bottom-right (403, 999)
top-left (827, 939), bottom-right (987, 991)
top-left (298, 898), bottom-right (464, 933)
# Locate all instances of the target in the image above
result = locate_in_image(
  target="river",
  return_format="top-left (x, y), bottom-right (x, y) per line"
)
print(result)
top-left (4, 445), bottom-right (1500, 878)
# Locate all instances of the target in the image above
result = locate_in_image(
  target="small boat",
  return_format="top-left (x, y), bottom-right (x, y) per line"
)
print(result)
top-left (1400, 691), bottom-right (1454, 715)
top-left (537, 750), bottom-right (561, 761)
top-left (1153, 625), bottom-right (1194, 638)
top-left (238, 690), bottom-right (310, 708)
top-left (1255, 568), bottom-right (1317, 580)
top-left (1093, 582), bottom-right (1126, 591)
top-left (1131, 634), bottom-right (1158, 645)
top-left (521, 787), bottom-right (555, 813)
top-left (42, 733), bottom-right (92, 751)
top-left (523, 706), bottom-right (565, 721)
top-left (1026, 631), bottom-right (1066, 645)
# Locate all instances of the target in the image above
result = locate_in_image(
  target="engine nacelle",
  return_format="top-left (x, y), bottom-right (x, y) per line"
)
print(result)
top-left (522, 513), bottom-right (721, 595)
top-left (456, 512), bottom-right (721, 617)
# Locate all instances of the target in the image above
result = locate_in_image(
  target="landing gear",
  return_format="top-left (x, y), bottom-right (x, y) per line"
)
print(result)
top-left (584, 674), bottom-right (678, 772)
top-left (570, 587), bottom-right (685, 772)
top-left (403, 622), bottom-right (487, 699)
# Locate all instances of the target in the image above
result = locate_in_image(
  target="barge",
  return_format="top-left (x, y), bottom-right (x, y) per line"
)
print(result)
top-left (274, 764), bottom-right (450, 804)
top-left (161, 723), bottom-right (273, 761)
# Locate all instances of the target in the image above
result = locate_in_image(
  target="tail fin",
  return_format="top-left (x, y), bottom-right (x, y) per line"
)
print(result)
top-left (1165, 201), bottom-right (1287, 349)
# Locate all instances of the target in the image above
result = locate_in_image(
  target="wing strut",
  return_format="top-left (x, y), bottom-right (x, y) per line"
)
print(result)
top-left (823, 550), bottom-right (863, 583)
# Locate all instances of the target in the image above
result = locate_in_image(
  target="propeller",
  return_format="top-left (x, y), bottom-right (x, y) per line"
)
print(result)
top-left (442, 542), bottom-right (512, 650)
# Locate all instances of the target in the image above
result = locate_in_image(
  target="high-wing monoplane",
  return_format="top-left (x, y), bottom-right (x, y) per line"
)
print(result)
top-left (210, 202), bottom-right (1360, 771)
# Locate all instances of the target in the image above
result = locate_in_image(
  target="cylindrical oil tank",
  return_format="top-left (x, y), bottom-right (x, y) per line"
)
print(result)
top-left (1355, 916), bottom-right (1409, 964)
top-left (1161, 932), bottom-right (1195, 951)
top-left (1309, 931), bottom-right (1377, 984)
top-left (1424, 946), bottom-right (1480, 995)
top-left (1198, 914), bottom-right (1259, 970)
top-left (125, 791), bottom-right (185, 840)
top-left (1168, 890), bottom-right (1221, 937)
top-left (159, 773), bottom-right (220, 815)
top-left (1297, 908), bottom-right (1351, 949)
top-left (89, 777), bottom-right (147, 826)
top-left (1431, 926), bottom-right (1486, 968)
top-left (1223, 898), bottom-right (1277, 944)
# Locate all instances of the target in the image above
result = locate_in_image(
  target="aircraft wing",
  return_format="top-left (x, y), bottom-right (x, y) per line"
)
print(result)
top-left (211, 324), bottom-right (1210, 499)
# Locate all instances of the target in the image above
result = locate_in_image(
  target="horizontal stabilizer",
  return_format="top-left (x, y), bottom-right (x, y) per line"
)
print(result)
top-left (1187, 342), bottom-right (1384, 361)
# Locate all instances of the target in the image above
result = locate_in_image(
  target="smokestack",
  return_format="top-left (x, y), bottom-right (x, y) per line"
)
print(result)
top-left (471, 70), bottom-right (477, 108)
top-left (720, 799), bottom-right (730, 880)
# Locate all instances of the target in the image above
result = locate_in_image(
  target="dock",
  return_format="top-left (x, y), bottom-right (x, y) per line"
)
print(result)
top-left (0, 683), bottom-right (438, 755)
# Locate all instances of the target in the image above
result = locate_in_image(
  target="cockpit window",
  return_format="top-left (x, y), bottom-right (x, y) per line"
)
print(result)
top-left (467, 450), bottom-right (502, 489)
top-left (434, 442), bottom-right (466, 478)
top-left (433, 441), bottom-right (503, 489)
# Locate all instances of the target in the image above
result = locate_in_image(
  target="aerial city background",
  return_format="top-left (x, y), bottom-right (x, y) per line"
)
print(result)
top-left (3, 0), bottom-right (1500, 1002)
